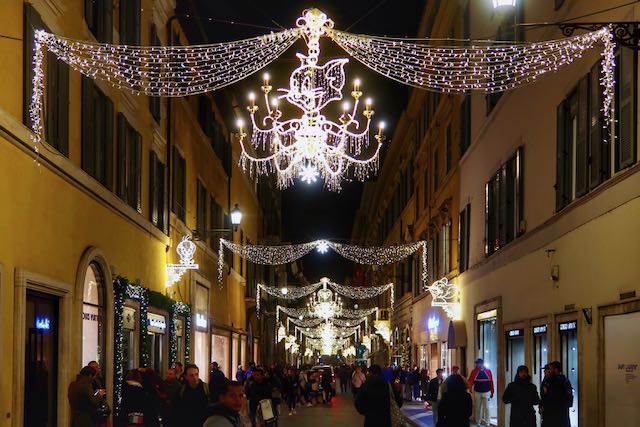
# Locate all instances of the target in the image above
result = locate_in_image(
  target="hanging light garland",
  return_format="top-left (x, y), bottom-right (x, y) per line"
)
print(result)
top-left (220, 238), bottom-right (428, 288)
top-left (276, 305), bottom-right (378, 322)
top-left (237, 8), bottom-right (386, 191)
top-left (328, 26), bottom-right (615, 128)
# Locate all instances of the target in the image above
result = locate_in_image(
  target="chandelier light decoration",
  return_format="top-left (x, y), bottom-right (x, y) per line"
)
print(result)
top-left (30, 9), bottom-right (614, 167)
top-left (308, 284), bottom-right (343, 320)
top-left (166, 236), bottom-right (199, 287)
top-left (429, 277), bottom-right (461, 320)
top-left (220, 238), bottom-right (427, 288)
top-left (276, 305), bottom-right (378, 323)
top-left (238, 9), bottom-right (385, 191)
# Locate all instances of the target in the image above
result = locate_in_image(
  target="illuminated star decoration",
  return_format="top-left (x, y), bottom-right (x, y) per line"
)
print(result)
top-left (299, 163), bottom-right (319, 184)
top-left (316, 240), bottom-right (330, 254)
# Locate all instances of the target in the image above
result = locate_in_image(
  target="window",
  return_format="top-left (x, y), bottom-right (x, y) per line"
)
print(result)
top-left (172, 147), bottom-right (186, 221)
top-left (433, 148), bottom-right (439, 193)
top-left (117, 114), bottom-right (142, 211)
top-left (460, 95), bottom-right (471, 156)
top-left (24, 5), bottom-right (70, 156)
top-left (149, 151), bottom-right (166, 231)
top-left (485, 147), bottom-right (524, 256)
top-left (82, 77), bottom-right (114, 188)
top-left (85, 0), bottom-right (113, 43)
top-left (149, 25), bottom-right (161, 123)
top-left (82, 263), bottom-right (106, 376)
top-left (458, 204), bottom-right (471, 272)
top-left (196, 180), bottom-right (207, 239)
top-left (556, 53), bottom-right (635, 211)
top-left (119, 0), bottom-right (140, 45)
top-left (209, 196), bottom-right (223, 251)
top-left (445, 124), bottom-right (452, 174)
top-left (441, 221), bottom-right (451, 275)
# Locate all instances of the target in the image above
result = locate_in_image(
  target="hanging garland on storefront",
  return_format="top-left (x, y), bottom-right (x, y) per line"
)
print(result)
top-left (147, 290), bottom-right (192, 366)
top-left (113, 277), bottom-right (148, 419)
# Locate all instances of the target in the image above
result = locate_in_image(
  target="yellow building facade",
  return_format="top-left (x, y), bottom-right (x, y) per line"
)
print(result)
top-left (0, 0), bottom-right (276, 425)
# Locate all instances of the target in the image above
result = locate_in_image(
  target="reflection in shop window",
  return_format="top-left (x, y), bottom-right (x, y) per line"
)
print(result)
top-left (559, 321), bottom-right (579, 427)
top-left (477, 310), bottom-right (498, 426)
top-left (82, 263), bottom-right (106, 373)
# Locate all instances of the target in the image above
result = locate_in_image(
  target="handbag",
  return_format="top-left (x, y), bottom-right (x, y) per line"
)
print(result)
top-left (387, 383), bottom-right (405, 427)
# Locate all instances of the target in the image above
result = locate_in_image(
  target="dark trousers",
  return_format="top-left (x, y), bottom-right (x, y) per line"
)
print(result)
top-left (340, 379), bottom-right (349, 393)
top-left (287, 393), bottom-right (297, 411)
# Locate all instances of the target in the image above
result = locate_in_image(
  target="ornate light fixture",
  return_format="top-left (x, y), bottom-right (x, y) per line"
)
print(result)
top-left (429, 277), bottom-right (461, 320)
top-left (238, 8), bottom-right (386, 192)
top-left (308, 280), bottom-right (343, 320)
top-left (166, 236), bottom-right (199, 287)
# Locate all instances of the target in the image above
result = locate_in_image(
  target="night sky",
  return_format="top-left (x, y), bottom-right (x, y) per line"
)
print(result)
top-left (180, 0), bottom-right (425, 282)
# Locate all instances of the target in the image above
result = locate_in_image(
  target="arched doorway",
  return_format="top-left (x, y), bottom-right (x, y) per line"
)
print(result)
top-left (82, 262), bottom-right (106, 378)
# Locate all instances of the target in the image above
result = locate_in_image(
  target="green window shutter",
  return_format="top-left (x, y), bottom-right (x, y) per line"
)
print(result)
top-left (117, 113), bottom-right (127, 200)
top-left (575, 75), bottom-right (590, 197)
top-left (555, 101), bottom-right (569, 211)
top-left (149, 151), bottom-right (158, 225)
top-left (616, 47), bottom-right (637, 171)
top-left (589, 62), bottom-right (606, 189)
top-left (57, 60), bottom-right (70, 156)
top-left (103, 95), bottom-right (114, 190)
top-left (81, 77), bottom-right (95, 176)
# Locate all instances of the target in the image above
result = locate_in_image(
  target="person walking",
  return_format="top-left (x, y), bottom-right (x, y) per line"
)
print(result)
top-left (437, 374), bottom-right (472, 427)
top-left (427, 368), bottom-right (444, 426)
top-left (121, 369), bottom-right (147, 426)
top-left (351, 366), bottom-right (367, 397)
top-left (298, 367), bottom-right (310, 406)
top-left (502, 365), bottom-right (540, 427)
top-left (174, 364), bottom-right (212, 427)
top-left (68, 366), bottom-right (106, 427)
top-left (355, 364), bottom-right (403, 427)
top-left (419, 369), bottom-right (430, 401)
top-left (540, 361), bottom-right (573, 427)
top-left (244, 368), bottom-right (272, 426)
top-left (209, 362), bottom-right (228, 403)
top-left (161, 368), bottom-right (182, 427)
top-left (203, 380), bottom-right (244, 427)
top-left (468, 358), bottom-right (494, 426)
top-left (282, 368), bottom-right (299, 415)
top-left (235, 365), bottom-right (245, 385)
top-left (339, 364), bottom-right (351, 394)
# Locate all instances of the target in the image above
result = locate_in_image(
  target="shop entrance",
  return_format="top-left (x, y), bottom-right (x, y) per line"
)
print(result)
top-left (532, 325), bottom-right (548, 427)
top-left (477, 310), bottom-right (498, 425)
top-left (24, 290), bottom-right (59, 427)
top-left (559, 321), bottom-right (578, 427)
top-left (505, 328), bottom-right (525, 425)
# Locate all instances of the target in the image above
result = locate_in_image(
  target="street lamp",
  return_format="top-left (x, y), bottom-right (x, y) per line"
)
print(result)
top-left (230, 204), bottom-right (243, 231)
top-left (493, 0), bottom-right (516, 8)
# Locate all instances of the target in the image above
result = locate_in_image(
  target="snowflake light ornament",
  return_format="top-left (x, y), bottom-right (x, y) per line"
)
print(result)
top-left (299, 163), bottom-right (319, 184)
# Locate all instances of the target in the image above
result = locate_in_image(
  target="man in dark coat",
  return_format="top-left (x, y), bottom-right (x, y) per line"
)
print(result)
top-left (355, 364), bottom-right (403, 427)
top-left (244, 368), bottom-right (272, 427)
top-left (68, 366), bottom-right (105, 427)
top-left (540, 361), bottom-right (573, 427)
top-left (427, 368), bottom-right (444, 425)
top-left (437, 374), bottom-right (472, 427)
top-left (174, 364), bottom-right (212, 427)
top-left (502, 365), bottom-right (540, 427)
top-left (209, 362), bottom-right (228, 402)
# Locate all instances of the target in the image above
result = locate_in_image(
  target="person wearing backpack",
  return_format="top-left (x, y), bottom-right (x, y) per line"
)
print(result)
top-left (540, 361), bottom-right (573, 427)
top-left (174, 364), bottom-right (211, 427)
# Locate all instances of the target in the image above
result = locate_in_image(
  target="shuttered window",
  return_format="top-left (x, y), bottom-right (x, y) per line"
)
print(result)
top-left (82, 77), bottom-right (114, 188)
top-left (460, 95), bottom-right (471, 156)
top-left (116, 114), bottom-right (142, 211)
top-left (119, 0), bottom-right (140, 45)
top-left (459, 204), bottom-right (470, 273)
top-left (615, 47), bottom-right (637, 171)
top-left (209, 196), bottom-right (223, 250)
top-left (556, 53), bottom-right (633, 212)
top-left (196, 180), bottom-right (207, 239)
top-left (24, 5), bottom-right (69, 156)
top-left (485, 147), bottom-right (524, 256)
top-left (149, 151), bottom-right (166, 232)
top-left (172, 147), bottom-right (186, 221)
top-left (84, 0), bottom-right (113, 43)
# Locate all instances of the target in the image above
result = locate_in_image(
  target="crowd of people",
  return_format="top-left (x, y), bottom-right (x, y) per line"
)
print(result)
top-left (66, 358), bottom-right (574, 427)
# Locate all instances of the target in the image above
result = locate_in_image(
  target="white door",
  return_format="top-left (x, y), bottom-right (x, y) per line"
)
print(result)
top-left (605, 311), bottom-right (640, 426)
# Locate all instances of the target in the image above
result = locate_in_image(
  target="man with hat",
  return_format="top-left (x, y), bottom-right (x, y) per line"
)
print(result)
top-left (468, 358), bottom-right (494, 426)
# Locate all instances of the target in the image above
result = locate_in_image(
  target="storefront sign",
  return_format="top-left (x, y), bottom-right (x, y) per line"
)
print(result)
top-left (195, 313), bottom-right (208, 330)
top-left (427, 316), bottom-right (440, 331)
top-left (559, 321), bottom-right (577, 331)
top-left (148, 313), bottom-right (166, 333)
top-left (477, 309), bottom-right (498, 321)
top-left (82, 312), bottom-right (101, 322)
top-left (507, 328), bottom-right (524, 338)
top-left (533, 325), bottom-right (547, 335)
top-left (35, 316), bottom-right (50, 330)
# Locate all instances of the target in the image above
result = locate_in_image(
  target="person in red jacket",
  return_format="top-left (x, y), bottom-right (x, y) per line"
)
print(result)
top-left (468, 358), bottom-right (494, 426)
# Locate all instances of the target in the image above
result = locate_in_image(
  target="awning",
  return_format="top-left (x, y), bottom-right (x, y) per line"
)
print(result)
top-left (448, 320), bottom-right (467, 348)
